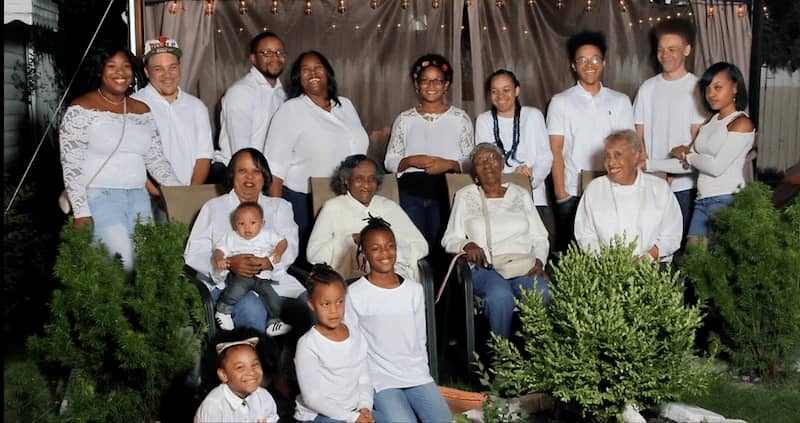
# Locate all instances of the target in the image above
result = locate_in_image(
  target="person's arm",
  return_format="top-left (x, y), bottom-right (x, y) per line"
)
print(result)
top-left (144, 117), bottom-right (182, 186)
top-left (686, 123), bottom-right (754, 177)
top-left (456, 111), bottom-right (476, 174)
top-left (652, 186), bottom-right (683, 260)
top-left (267, 199), bottom-right (299, 273)
top-left (385, 115), bottom-right (410, 173)
top-left (306, 200), bottom-right (356, 267)
top-left (190, 159), bottom-right (212, 185)
top-left (549, 134), bottom-right (568, 201)
top-left (412, 284), bottom-right (428, 357)
top-left (645, 158), bottom-right (693, 175)
top-left (474, 113), bottom-right (493, 144)
top-left (191, 101), bottom-right (215, 185)
top-left (263, 104), bottom-right (299, 196)
top-left (529, 110), bottom-right (553, 192)
top-left (185, 201), bottom-right (217, 276)
top-left (573, 188), bottom-right (601, 254)
top-left (59, 106), bottom-right (93, 223)
top-left (441, 189), bottom-right (472, 254)
top-left (294, 340), bottom-right (361, 422)
top-left (521, 188), bottom-right (550, 264)
top-left (219, 85), bottom-right (254, 157)
top-left (355, 342), bottom-right (374, 415)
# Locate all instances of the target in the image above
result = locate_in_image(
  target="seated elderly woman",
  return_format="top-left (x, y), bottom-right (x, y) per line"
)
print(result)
top-left (574, 129), bottom-right (682, 264)
top-left (442, 143), bottom-right (550, 339)
top-left (307, 154), bottom-right (428, 280)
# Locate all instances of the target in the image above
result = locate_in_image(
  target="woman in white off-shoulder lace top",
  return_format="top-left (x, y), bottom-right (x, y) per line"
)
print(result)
top-left (59, 47), bottom-right (179, 269)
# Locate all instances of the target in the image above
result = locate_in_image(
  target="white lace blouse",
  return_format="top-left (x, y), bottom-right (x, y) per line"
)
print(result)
top-left (59, 105), bottom-right (179, 218)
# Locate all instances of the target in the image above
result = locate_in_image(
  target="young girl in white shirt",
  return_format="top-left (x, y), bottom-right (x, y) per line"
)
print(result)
top-left (345, 217), bottom-right (451, 423)
top-left (294, 264), bottom-right (377, 423)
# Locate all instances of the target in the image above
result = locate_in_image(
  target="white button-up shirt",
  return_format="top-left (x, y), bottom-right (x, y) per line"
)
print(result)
top-left (194, 384), bottom-right (279, 423)
top-left (132, 84), bottom-right (214, 185)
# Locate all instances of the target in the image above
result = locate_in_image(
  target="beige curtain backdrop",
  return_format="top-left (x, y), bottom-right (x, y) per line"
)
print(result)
top-left (690, 0), bottom-right (752, 87)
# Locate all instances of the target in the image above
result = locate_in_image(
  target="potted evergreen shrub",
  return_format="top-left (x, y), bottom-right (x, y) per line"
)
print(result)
top-left (486, 242), bottom-right (712, 422)
top-left (680, 182), bottom-right (800, 377)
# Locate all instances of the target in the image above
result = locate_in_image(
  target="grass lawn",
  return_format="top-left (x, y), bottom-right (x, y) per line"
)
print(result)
top-left (681, 372), bottom-right (800, 423)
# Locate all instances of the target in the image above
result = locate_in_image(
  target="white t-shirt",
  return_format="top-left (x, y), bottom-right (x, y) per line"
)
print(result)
top-left (633, 73), bottom-right (707, 192)
top-left (216, 67), bottom-right (286, 165)
top-left (194, 384), bottom-right (279, 423)
top-left (546, 83), bottom-right (634, 197)
top-left (294, 325), bottom-right (373, 422)
top-left (574, 172), bottom-right (683, 262)
top-left (475, 106), bottom-right (553, 206)
top-left (384, 106), bottom-right (474, 175)
top-left (131, 84), bottom-right (214, 185)
top-left (264, 95), bottom-right (369, 193)
top-left (344, 276), bottom-right (433, 393)
top-left (214, 228), bottom-right (285, 280)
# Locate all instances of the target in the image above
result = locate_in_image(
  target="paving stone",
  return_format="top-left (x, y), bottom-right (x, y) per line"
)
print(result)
top-left (723, 419), bottom-right (749, 423)
top-left (661, 402), bottom-right (725, 423)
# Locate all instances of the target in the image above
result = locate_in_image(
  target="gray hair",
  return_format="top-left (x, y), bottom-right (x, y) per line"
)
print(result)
top-left (604, 129), bottom-right (643, 153)
top-left (469, 142), bottom-right (505, 164)
top-left (331, 154), bottom-right (385, 195)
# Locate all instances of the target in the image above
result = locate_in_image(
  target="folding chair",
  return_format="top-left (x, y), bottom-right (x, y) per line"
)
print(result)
top-left (440, 173), bottom-right (532, 384)
top-left (308, 175), bottom-right (440, 383)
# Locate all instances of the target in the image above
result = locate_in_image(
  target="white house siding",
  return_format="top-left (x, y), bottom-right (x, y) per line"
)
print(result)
top-left (758, 67), bottom-right (800, 172)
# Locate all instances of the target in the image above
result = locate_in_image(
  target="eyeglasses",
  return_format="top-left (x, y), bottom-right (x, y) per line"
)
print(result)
top-left (656, 46), bottom-right (683, 55)
top-left (255, 50), bottom-right (288, 59)
top-left (418, 78), bottom-right (446, 87)
top-left (574, 55), bottom-right (603, 66)
top-left (474, 154), bottom-right (502, 165)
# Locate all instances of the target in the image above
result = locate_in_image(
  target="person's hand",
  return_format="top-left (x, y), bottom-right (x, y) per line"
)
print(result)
top-left (145, 179), bottom-right (161, 197)
top-left (463, 242), bottom-right (488, 268)
top-left (424, 157), bottom-right (456, 175)
top-left (351, 233), bottom-right (361, 245)
top-left (670, 145), bottom-right (690, 161)
top-left (526, 259), bottom-right (544, 277)
top-left (555, 188), bottom-right (571, 202)
top-left (268, 249), bottom-right (284, 265)
top-left (73, 216), bottom-right (93, 230)
top-left (355, 408), bottom-right (374, 423)
top-left (227, 254), bottom-right (263, 277)
top-left (513, 165), bottom-right (533, 177)
top-left (407, 155), bottom-right (435, 170)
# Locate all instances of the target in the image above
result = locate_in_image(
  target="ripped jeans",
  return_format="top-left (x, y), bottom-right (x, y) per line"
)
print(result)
top-left (86, 187), bottom-right (152, 270)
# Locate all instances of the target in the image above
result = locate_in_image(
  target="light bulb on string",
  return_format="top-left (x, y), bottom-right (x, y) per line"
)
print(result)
top-left (203, 0), bottom-right (215, 16)
top-left (528, 0), bottom-right (536, 6)
top-left (168, 0), bottom-right (184, 15)
top-left (707, 5), bottom-right (714, 18)
top-left (496, 0), bottom-right (505, 8)
top-left (737, 4), bottom-right (745, 18)
top-left (271, 0), bottom-right (278, 14)
top-left (585, 0), bottom-right (592, 12)
top-left (556, 0), bottom-right (564, 10)
top-left (401, 0), bottom-right (409, 10)
top-left (618, 0), bottom-right (627, 13)
top-left (337, 0), bottom-right (345, 14)
top-left (371, 0), bottom-right (378, 9)
top-left (432, 0), bottom-right (440, 9)
top-left (238, 0), bottom-right (247, 15)
top-left (304, 0), bottom-right (312, 15)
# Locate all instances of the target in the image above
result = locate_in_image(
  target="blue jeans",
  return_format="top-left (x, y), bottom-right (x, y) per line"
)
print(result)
top-left (554, 195), bottom-right (579, 254)
top-left (674, 189), bottom-right (695, 241)
top-left (210, 288), bottom-right (313, 334)
top-left (298, 410), bottom-right (385, 423)
top-left (399, 191), bottom-right (446, 247)
top-left (283, 187), bottom-right (312, 266)
top-left (471, 267), bottom-right (551, 339)
top-left (688, 194), bottom-right (734, 237)
top-left (373, 382), bottom-right (451, 423)
top-left (86, 187), bottom-right (152, 270)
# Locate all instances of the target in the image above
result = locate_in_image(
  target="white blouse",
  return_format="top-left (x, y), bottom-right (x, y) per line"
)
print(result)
top-left (264, 95), bottom-right (369, 194)
top-left (59, 105), bottom-right (180, 218)
top-left (475, 106), bottom-right (553, 206)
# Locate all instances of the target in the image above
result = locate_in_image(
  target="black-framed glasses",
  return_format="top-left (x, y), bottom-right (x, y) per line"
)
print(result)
top-left (574, 55), bottom-right (603, 66)
top-left (255, 50), bottom-right (288, 58)
top-left (418, 78), bottom-right (446, 87)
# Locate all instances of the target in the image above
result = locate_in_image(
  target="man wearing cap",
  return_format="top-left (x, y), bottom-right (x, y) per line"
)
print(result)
top-left (132, 36), bottom-right (214, 189)
top-left (212, 31), bottom-right (287, 176)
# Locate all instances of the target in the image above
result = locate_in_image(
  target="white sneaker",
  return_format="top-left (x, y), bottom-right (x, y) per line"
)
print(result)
top-left (622, 404), bottom-right (646, 423)
top-left (215, 312), bottom-right (234, 331)
top-left (265, 320), bottom-right (292, 337)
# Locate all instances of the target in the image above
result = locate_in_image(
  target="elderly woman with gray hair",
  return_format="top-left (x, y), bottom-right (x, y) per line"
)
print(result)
top-left (441, 143), bottom-right (550, 339)
top-left (574, 129), bottom-right (683, 264)
top-left (307, 154), bottom-right (428, 280)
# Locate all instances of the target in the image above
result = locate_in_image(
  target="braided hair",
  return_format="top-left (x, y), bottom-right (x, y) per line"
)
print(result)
top-left (355, 215), bottom-right (394, 273)
top-left (306, 263), bottom-right (346, 297)
top-left (487, 69), bottom-right (522, 167)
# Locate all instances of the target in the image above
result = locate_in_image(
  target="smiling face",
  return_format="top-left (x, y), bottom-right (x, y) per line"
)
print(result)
top-left (472, 147), bottom-right (503, 187)
top-left (571, 44), bottom-right (605, 87)
top-left (144, 52), bottom-right (180, 101)
top-left (233, 206), bottom-right (263, 240)
top-left (347, 160), bottom-right (378, 206)
top-left (250, 35), bottom-right (286, 81)
top-left (217, 345), bottom-right (263, 398)
top-left (100, 51), bottom-right (133, 96)
top-left (489, 73), bottom-right (520, 115)
top-left (299, 54), bottom-right (328, 98)
top-left (308, 281), bottom-right (346, 332)
top-left (704, 71), bottom-right (737, 113)
top-left (362, 228), bottom-right (397, 275)
top-left (604, 138), bottom-right (640, 186)
top-left (656, 33), bottom-right (691, 76)
top-left (232, 152), bottom-right (265, 202)
top-left (415, 66), bottom-right (449, 105)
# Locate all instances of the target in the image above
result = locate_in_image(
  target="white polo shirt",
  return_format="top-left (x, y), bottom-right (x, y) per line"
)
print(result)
top-left (546, 83), bottom-right (634, 197)
top-left (264, 95), bottom-right (369, 194)
top-left (633, 73), bottom-right (707, 192)
top-left (194, 384), bottom-right (279, 423)
top-left (132, 84), bottom-right (214, 185)
top-left (216, 66), bottom-right (286, 165)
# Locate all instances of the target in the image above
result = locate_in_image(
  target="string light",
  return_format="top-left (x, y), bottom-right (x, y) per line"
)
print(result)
top-left (370, 0), bottom-right (378, 9)
top-left (556, 0), bottom-right (564, 9)
top-left (238, 0), bottom-right (247, 15)
top-left (271, 0), bottom-right (278, 14)
top-left (528, 0), bottom-right (536, 6)
top-left (203, 0), bottom-right (215, 16)
top-left (466, 0), bottom-right (472, 6)
top-left (167, 0), bottom-right (184, 15)
top-left (496, 0), bottom-right (505, 8)
top-left (337, 0), bottom-right (345, 14)
top-left (737, 4), bottom-right (746, 18)
top-left (304, 0), bottom-right (312, 15)
top-left (762, 4), bottom-right (769, 19)
top-left (401, 0), bottom-right (409, 10)
top-left (585, 0), bottom-right (592, 12)
top-left (432, 0), bottom-right (440, 9)
top-left (618, 0), bottom-right (627, 13)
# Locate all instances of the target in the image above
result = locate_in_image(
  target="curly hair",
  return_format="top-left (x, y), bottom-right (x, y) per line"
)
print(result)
top-left (286, 50), bottom-right (341, 107)
top-left (410, 53), bottom-right (453, 84)
top-left (85, 46), bottom-right (144, 94)
top-left (567, 30), bottom-right (607, 61)
top-left (332, 154), bottom-right (385, 195)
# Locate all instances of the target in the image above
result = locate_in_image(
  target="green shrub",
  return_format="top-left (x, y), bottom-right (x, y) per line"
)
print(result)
top-left (681, 182), bottom-right (800, 376)
top-left (4, 360), bottom-right (55, 422)
top-left (487, 242), bottom-right (712, 422)
top-left (21, 219), bottom-right (204, 421)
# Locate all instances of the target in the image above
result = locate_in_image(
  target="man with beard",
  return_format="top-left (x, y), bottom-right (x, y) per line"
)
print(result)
top-left (133, 36), bottom-right (214, 189)
top-left (213, 31), bottom-right (288, 179)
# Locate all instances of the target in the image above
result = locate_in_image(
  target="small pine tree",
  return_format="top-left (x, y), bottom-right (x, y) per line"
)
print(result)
top-left (487, 242), bottom-right (712, 422)
top-left (681, 182), bottom-right (800, 376)
top-left (25, 219), bottom-right (204, 421)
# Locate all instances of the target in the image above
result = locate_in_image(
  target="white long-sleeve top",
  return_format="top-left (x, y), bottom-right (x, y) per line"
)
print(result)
top-left (264, 95), bottom-right (369, 194)
top-left (214, 228), bottom-right (285, 280)
top-left (646, 111), bottom-right (755, 200)
top-left (633, 73), bottom-right (707, 193)
top-left (307, 193), bottom-right (428, 280)
top-left (344, 276), bottom-right (433, 393)
top-left (574, 171), bottom-right (683, 262)
top-left (546, 83), bottom-right (635, 196)
top-left (475, 107), bottom-right (553, 206)
top-left (384, 106), bottom-right (474, 175)
top-left (216, 67), bottom-right (286, 165)
top-left (131, 84), bottom-right (214, 185)
top-left (194, 384), bottom-right (279, 423)
top-left (441, 183), bottom-right (549, 265)
top-left (58, 105), bottom-right (180, 218)
top-left (294, 325), bottom-right (373, 422)
top-left (184, 190), bottom-right (305, 297)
